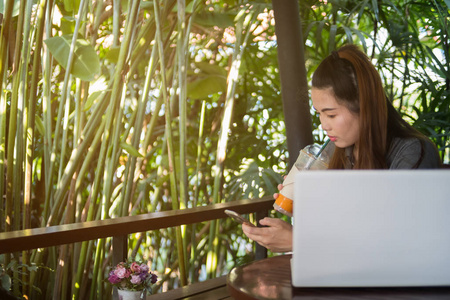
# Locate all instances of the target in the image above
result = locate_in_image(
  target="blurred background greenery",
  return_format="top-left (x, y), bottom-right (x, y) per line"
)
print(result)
top-left (0, 0), bottom-right (448, 298)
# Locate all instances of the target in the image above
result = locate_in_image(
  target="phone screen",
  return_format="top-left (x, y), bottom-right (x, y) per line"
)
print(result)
top-left (224, 209), bottom-right (256, 227)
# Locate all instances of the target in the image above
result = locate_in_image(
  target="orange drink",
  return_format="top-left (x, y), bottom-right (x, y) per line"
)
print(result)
top-left (273, 144), bottom-right (329, 217)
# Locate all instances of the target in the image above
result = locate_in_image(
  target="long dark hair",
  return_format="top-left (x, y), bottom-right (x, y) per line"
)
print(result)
top-left (312, 44), bottom-right (428, 169)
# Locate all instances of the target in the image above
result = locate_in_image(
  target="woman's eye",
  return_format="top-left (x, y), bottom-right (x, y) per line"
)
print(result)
top-left (327, 115), bottom-right (336, 119)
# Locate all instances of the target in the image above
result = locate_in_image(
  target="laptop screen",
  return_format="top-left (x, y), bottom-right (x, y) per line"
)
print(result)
top-left (292, 170), bottom-right (450, 287)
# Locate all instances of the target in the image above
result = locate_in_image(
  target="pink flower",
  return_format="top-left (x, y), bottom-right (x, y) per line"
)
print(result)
top-left (130, 262), bottom-right (141, 273)
top-left (130, 274), bottom-right (142, 285)
top-left (140, 263), bottom-right (149, 273)
top-left (114, 265), bottom-right (130, 279)
top-left (108, 260), bottom-right (158, 290)
top-left (108, 271), bottom-right (121, 284)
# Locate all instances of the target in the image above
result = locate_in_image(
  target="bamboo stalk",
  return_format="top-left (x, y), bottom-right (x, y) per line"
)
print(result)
top-left (91, 84), bottom-right (127, 299)
top-left (0, 0), bottom-right (15, 239)
top-left (42, 0), bottom-right (54, 206)
top-left (112, 0), bottom-right (121, 47)
top-left (21, 0), bottom-right (47, 295)
top-left (0, 66), bottom-right (7, 235)
top-left (177, 0), bottom-right (187, 210)
top-left (121, 41), bottom-right (159, 213)
top-left (206, 6), bottom-right (260, 279)
top-left (76, 0), bottom-right (141, 297)
top-left (177, 0), bottom-right (191, 279)
top-left (190, 99), bottom-right (206, 281)
top-left (0, 0), bottom-right (14, 90)
top-left (30, 0), bottom-right (53, 284)
top-left (6, 0), bottom-right (29, 294)
top-left (154, 0), bottom-right (187, 286)
top-left (43, 0), bottom-right (88, 226)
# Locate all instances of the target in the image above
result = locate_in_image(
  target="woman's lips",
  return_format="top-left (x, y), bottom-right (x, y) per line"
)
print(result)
top-left (328, 136), bottom-right (337, 142)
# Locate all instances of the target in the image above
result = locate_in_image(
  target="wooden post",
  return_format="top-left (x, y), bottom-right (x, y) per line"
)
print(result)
top-left (255, 210), bottom-right (268, 260)
top-left (112, 234), bottom-right (128, 265)
top-left (272, 0), bottom-right (313, 168)
top-left (112, 235), bottom-right (128, 299)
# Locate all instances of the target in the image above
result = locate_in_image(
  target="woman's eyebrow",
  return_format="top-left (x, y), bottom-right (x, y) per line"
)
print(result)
top-left (319, 107), bottom-right (337, 113)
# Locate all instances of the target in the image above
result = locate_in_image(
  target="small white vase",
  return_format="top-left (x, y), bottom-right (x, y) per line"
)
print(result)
top-left (117, 289), bottom-right (144, 300)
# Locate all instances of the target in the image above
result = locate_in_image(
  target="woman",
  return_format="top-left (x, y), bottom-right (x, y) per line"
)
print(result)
top-left (243, 44), bottom-right (442, 253)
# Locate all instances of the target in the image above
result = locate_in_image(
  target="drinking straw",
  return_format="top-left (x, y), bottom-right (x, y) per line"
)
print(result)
top-left (316, 138), bottom-right (330, 157)
top-left (304, 139), bottom-right (330, 170)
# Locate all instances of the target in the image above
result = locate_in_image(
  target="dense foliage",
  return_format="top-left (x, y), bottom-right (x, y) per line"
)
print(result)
top-left (0, 0), bottom-right (448, 299)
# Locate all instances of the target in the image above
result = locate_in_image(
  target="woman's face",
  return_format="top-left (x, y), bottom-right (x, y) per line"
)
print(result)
top-left (311, 87), bottom-right (360, 149)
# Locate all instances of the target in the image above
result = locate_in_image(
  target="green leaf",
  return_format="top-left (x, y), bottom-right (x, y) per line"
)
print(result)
top-left (193, 12), bottom-right (235, 28)
top-left (371, 0), bottom-right (379, 21)
top-left (60, 16), bottom-right (76, 35)
top-left (121, 0), bottom-right (129, 11)
top-left (35, 115), bottom-right (45, 136)
top-left (195, 62), bottom-right (227, 77)
top-left (120, 142), bottom-right (143, 158)
top-left (25, 265), bottom-right (38, 272)
top-left (0, 273), bottom-right (11, 290)
top-left (84, 77), bottom-right (109, 110)
top-left (349, 28), bottom-right (368, 52)
top-left (425, 46), bottom-right (450, 79)
top-left (83, 91), bottom-right (103, 111)
top-left (329, 24), bottom-right (337, 51)
top-left (187, 75), bottom-right (227, 99)
top-left (0, 0), bottom-right (20, 17)
top-left (342, 26), bottom-right (354, 44)
top-left (105, 46), bottom-right (121, 63)
top-left (44, 34), bottom-right (100, 81)
top-left (64, 0), bottom-right (81, 13)
top-left (315, 21), bottom-right (325, 51)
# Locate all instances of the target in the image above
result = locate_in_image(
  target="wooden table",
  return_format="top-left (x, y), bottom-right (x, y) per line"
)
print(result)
top-left (147, 276), bottom-right (231, 300)
top-left (227, 254), bottom-right (450, 299)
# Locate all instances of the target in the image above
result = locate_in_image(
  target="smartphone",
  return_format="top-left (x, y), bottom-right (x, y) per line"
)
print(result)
top-left (224, 209), bottom-right (256, 227)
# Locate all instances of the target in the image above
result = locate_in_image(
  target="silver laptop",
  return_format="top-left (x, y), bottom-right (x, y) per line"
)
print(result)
top-left (292, 170), bottom-right (450, 287)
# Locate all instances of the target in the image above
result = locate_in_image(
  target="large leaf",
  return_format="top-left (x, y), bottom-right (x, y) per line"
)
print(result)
top-left (60, 16), bottom-right (76, 35)
top-left (187, 75), bottom-right (227, 99)
top-left (195, 62), bottom-right (227, 77)
top-left (63, 0), bottom-right (81, 13)
top-left (0, 273), bottom-right (11, 291)
top-left (193, 12), bottom-right (235, 28)
top-left (105, 46), bottom-right (121, 63)
top-left (187, 62), bottom-right (227, 99)
top-left (44, 35), bottom-right (100, 81)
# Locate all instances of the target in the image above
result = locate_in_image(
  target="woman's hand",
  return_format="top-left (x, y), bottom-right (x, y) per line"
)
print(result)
top-left (273, 183), bottom-right (283, 200)
top-left (242, 217), bottom-right (293, 253)
top-left (273, 175), bottom-right (286, 200)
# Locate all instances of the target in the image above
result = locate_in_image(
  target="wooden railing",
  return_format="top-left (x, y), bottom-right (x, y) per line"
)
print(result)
top-left (0, 196), bottom-right (274, 266)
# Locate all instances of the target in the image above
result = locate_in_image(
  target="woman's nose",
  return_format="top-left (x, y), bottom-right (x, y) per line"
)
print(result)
top-left (320, 117), bottom-right (330, 131)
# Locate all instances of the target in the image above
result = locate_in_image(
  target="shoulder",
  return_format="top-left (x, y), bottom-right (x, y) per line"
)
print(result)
top-left (387, 137), bottom-right (441, 169)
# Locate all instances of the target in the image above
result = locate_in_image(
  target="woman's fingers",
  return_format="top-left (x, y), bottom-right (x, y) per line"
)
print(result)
top-left (242, 218), bottom-right (293, 253)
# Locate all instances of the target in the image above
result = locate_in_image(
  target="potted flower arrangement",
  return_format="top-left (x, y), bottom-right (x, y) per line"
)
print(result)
top-left (108, 260), bottom-right (158, 300)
